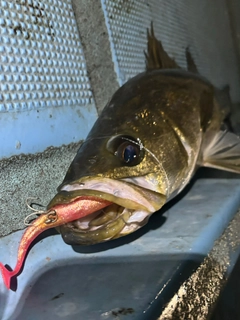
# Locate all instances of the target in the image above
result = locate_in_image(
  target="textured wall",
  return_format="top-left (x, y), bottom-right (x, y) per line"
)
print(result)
top-left (100, 0), bottom-right (240, 102)
top-left (0, 0), bottom-right (97, 159)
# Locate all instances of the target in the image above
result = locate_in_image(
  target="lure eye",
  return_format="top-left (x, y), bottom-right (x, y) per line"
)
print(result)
top-left (116, 141), bottom-right (140, 165)
top-left (107, 135), bottom-right (143, 166)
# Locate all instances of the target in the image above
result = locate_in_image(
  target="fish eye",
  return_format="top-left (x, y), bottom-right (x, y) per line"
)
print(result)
top-left (106, 135), bottom-right (143, 166)
top-left (116, 141), bottom-right (140, 165)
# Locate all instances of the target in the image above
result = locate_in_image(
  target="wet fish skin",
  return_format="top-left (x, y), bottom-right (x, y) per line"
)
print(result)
top-left (61, 69), bottom-right (217, 196)
top-left (48, 27), bottom-right (240, 245)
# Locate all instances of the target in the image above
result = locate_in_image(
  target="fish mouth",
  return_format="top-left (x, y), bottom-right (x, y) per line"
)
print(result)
top-left (58, 203), bottom-right (151, 245)
top-left (48, 177), bottom-right (166, 245)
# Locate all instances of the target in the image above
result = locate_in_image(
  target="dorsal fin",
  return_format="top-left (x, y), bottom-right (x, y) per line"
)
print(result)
top-left (185, 47), bottom-right (199, 73)
top-left (145, 23), bottom-right (180, 71)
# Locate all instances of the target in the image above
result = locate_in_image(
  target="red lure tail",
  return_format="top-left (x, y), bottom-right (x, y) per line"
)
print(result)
top-left (0, 263), bottom-right (14, 290)
top-left (0, 196), bottom-right (111, 290)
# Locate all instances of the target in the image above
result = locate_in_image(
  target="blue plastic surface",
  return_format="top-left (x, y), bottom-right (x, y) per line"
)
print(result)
top-left (0, 171), bottom-right (240, 320)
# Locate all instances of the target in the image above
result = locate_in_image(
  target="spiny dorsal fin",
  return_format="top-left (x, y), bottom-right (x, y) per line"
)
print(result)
top-left (202, 131), bottom-right (240, 173)
top-left (145, 23), bottom-right (180, 71)
top-left (185, 47), bottom-right (199, 74)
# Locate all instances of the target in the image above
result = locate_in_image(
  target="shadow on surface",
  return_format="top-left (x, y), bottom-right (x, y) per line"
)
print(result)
top-left (0, 290), bottom-right (7, 320)
top-left (195, 167), bottom-right (240, 180)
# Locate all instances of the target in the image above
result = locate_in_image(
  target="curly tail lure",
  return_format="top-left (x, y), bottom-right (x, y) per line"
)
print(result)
top-left (0, 196), bottom-right (111, 290)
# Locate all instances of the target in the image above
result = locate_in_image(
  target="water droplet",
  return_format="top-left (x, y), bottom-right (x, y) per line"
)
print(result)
top-left (114, 190), bottom-right (119, 196)
top-left (79, 183), bottom-right (84, 187)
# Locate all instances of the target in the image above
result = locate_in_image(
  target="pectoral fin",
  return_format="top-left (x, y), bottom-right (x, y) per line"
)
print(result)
top-left (202, 131), bottom-right (240, 173)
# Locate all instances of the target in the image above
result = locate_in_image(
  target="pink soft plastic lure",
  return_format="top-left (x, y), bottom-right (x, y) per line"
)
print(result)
top-left (0, 196), bottom-right (111, 290)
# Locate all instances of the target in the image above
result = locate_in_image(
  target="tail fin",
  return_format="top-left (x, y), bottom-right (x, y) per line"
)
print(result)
top-left (145, 23), bottom-right (180, 71)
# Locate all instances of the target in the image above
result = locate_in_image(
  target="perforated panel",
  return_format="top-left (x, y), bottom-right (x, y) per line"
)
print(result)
top-left (101, 0), bottom-right (240, 102)
top-left (0, 0), bottom-right (97, 158)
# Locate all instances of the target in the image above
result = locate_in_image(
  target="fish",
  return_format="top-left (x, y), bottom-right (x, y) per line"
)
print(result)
top-left (1, 24), bottom-right (240, 289)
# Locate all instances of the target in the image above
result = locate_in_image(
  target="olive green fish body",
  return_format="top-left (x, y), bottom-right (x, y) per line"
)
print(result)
top-left (60, 69), bottom-right (219, 199)
top-left (48, 27), bottom-right (240, 245)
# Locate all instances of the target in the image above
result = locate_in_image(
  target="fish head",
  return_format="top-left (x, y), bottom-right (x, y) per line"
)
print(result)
top-left (48, 72), bottom-right (172, 245)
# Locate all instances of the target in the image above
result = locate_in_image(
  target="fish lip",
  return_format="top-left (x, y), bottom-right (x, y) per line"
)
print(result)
top-left (57, 204), bottom-right (151, 245)
top-left (47, 188), bottom-right (148, 213)
top-left (48, 177), bottom-right (166, 245)
top-left (57, 177), bottom-right (164, 212)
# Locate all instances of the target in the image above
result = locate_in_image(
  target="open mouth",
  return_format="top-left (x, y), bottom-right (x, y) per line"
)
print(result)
top-left (50, 177), bottom-right (167, 245)
top-left (58, 203), bottom-right (150, 245)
